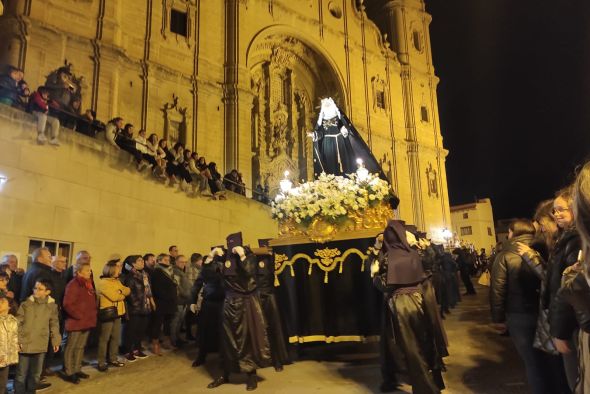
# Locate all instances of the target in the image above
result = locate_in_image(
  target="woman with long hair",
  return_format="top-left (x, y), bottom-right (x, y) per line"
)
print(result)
top-left (157, 139), bottom-right (178, 185)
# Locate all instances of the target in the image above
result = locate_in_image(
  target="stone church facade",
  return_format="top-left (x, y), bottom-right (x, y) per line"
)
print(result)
top-left (0, 0), bottom-right (450, 236)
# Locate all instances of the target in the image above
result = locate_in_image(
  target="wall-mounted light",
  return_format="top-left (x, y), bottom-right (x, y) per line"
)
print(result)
top-left (0, 175), bottom-right (7, 186)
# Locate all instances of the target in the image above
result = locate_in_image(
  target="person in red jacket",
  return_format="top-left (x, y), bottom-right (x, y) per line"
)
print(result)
top-left (62, 261), bottom-right (97, 384)
top-left (28, 86), bottom-right (60, 145)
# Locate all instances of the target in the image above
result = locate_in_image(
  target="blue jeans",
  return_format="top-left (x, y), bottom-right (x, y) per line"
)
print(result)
top-left (14, 353), bottom-right (45, 394)
top-left (506, 313), bottom-right (547, 394)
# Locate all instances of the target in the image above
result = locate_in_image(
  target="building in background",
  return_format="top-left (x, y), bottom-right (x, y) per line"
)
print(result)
top-left (0, 0), bottom-right (450, 235)
top-left (450, 198), bottom-right (496, 253)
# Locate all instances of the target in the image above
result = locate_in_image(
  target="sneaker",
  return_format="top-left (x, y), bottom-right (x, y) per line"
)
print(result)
top-left (134, 350), bottom-right (148, 359)
top-left (49, 138), bottom-right (60, 146)
top-left (108, 361), bottom-right (125, 367)
top-left (37, 134), bottom-right (47, 144)
top-left (125, 353), bottom-right (137, 362)
top-left (76, 371), bottom-right (90, 379)
top-left (36, 382), bottom-right (52, 391)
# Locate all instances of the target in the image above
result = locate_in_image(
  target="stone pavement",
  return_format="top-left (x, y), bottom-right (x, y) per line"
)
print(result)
top-left (36, 284), bottom-right (528, 394)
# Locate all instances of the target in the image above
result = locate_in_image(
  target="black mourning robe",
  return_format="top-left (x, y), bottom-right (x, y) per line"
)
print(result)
top-left (256, 253), bottom-right (290, 367)
top-left (219, 251), bottom-right (271, 373)
top-left (373, 220), bottom-right (445, 393)
top-left (192, 259), bottom-right (225, 356)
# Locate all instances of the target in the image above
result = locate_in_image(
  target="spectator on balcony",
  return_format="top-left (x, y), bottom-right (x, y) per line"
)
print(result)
top-left (143, 133), bottom-right (165, 179)
top-left (223, 170), bottom-right (241, 194)
top-left (15, 80), bottom-right (30, 110)
top-left (188, 152), bottom-right (208, 195)
top-left (208, 162), bottom-right (226, 200)
top-left (237, 173), bottom-right (246, 196)
top-left (28, 86), bottom-right (61, 146)
top-left (135, 129), bottom-right (159, 171)
top-left (0, 65), bottom-right (21, 106)
top-left (116, 123), bottom-right (147, 171)
top-left (171, 143), bottom-right (192, 192)
top-left (105, 117), bottom-right (123, 148)
top-left (158, 139), bottom-right (179, 185)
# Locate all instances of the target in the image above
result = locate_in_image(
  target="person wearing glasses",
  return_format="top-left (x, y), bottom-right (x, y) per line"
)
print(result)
top-left (545, 186), bottom-right (582, 391)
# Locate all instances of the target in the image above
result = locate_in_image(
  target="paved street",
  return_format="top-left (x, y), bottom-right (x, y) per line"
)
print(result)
top-left (36, 284), bottom-right (527, 394)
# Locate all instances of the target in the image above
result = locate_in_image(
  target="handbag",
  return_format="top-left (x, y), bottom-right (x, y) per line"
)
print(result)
top-left (98, 302), bottom-right (119, 322)
top-left (478, 270), bottom-right (491, 286)
top-left (533, 308), bottom-right (559, 355)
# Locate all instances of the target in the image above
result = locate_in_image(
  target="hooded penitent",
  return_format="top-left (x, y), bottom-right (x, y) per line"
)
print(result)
top-left (383, 220), bottom-right (425, 286)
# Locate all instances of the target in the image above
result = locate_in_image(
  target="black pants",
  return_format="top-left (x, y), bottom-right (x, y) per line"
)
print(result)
top-left (142, 154), bottom-right (158, 168)
top-left (116, 138), bottom-right (143, 163)
top-left (149, 311), bottom-right (174, 340)
top-left (460, 269), bottom-right (476, 294)
top-left (123, 314), bottom-right (148, 353)
top-left (0, 366), bottom-right (8, 393)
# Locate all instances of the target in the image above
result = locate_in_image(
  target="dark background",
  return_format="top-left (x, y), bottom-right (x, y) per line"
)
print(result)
top-left (424, 0), bottom-right (590, 219)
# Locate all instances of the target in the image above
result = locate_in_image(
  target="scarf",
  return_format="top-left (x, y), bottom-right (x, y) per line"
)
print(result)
top-left (75, 275), bottom-right (95, 294)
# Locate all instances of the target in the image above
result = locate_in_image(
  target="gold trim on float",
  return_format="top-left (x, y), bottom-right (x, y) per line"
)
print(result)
top-left (273, 248), bottom-right (368, 285)
top-left (288, 335), bottom-right (380, 344)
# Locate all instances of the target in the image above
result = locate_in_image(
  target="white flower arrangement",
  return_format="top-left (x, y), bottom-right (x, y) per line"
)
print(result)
top-left (271, 172), bottom-right (394, 225)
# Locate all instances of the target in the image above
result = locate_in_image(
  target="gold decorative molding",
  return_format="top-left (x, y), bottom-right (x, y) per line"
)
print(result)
top-left (274, 248), bottom-right (367, 285)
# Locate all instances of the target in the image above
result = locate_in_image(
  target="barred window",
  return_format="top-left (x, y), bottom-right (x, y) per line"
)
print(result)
top-left (460, 226), bottom-right (473, 236)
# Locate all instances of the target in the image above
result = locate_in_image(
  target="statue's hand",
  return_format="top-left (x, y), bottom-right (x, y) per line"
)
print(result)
top-left (340, 126), bottom-right (349, 138)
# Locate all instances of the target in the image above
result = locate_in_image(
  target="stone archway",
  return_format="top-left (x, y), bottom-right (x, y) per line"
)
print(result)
top-left (247, 32), bottom-right (346, 196)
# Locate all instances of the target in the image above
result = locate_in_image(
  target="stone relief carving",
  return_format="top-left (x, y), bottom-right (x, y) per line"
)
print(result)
top-left (426, 162), bottom-right (438, 198)
top-left (162, 94), bottom-right (188, 145)
top-left (371, 74), bottom-right (387, 112)
top-left (44, 60), bottom-right (85, 111)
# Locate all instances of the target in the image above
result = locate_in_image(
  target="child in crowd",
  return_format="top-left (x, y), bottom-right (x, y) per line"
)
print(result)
top-left (0, 295), bottom-right (18, 391)
top-left (15, 280), bottom-right (60, 394)
top-left (0, 272), bottom-right (17, 315)
top-left (27, 86), bottom-right (60, 146)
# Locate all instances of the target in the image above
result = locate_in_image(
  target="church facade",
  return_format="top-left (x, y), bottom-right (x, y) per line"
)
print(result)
top-left (0, 0), bottom-right (450, 236)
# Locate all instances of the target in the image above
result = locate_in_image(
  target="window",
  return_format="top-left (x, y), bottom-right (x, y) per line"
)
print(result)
top-left (413, 31), bottom-right (422, 51)
top-left (488, 227), bottom-right (493, 236)
top-left (27, 238), bottom-right (73, 269)
top-left (420, 106), bottom-right (429, 122)
top-left (376, 90), bottom-right (385, 109)
top-left (460, 226), bottom-right (473, 236)
top-left (170, 9), bottom-right (188, 37)
top-left (463, 212), bottom-right (468, 219)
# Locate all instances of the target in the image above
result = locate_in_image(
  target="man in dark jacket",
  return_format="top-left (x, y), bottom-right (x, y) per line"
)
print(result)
top-left (149, 253), bottom-right (178, 354)
top-left (0, 65), bottom-right (21, 106)
top-left (20, 247), bottom-right (55, 302)
top-left (1, 254), bottom-right (24, 302)
top-left (455, 247), bottom-right (476, 295)
top-left (490, 219), bottom-right (545, 394)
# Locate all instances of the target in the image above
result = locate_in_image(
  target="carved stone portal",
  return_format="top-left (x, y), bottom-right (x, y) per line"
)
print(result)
top-left (248, 34), bottom-right (344, 197)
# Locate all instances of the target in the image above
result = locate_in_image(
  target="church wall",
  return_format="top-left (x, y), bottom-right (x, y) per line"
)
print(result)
top-left (0, 0), bottom-right (451, 237)
top-left (0, 105), bottom-right (277, 273)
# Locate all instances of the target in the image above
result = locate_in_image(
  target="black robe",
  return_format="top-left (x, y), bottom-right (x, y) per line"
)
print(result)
top-left (192, 260), bottom-right (225, 355)
top-left (373, 220), bottom-right (445, 393)
top-left (256, 254), bottom-right (290, 367)
top-left (219, 251), bottom-right (271, 373)
top-left (312, 110), bottom-right (388, 181)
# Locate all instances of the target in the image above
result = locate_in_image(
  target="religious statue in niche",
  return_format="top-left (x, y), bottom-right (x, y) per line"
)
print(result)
top-left (371, 75), bottom-right (387, 112)
top-left (270, 103), bottom-right (291, 158)
top-left (162, 94), bottom-right (188, 146)
top-left (44, 60), bottom-right (84, 113)
top-left (309, 97), bottom-right (387, 180)
top-left (426, 163), bottom-right (439, 198)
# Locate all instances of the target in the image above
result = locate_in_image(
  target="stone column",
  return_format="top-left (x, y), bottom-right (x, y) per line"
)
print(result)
top-left (223, 0), bottom-right (239, 173)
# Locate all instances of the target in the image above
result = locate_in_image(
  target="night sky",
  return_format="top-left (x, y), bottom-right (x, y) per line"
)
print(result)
top-left (425, 0), bottom-right (590, 219)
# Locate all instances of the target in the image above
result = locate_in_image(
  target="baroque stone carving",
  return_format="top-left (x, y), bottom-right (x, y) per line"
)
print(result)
top-left (162, 94), bottom-right (188, 145)
top-left (426, 162), bottom-right (438, 198)
top-left (44, 60), bottom-right (84, 111)
top-left (249, 34), bottom-right (344, 197)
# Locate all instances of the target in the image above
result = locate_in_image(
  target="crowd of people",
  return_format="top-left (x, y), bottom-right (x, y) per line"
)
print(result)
top-left (0, 64), bottom-right (270, 203)
top-left (0, 239), bottom-right (292, 392)
top-left (487, 163), bottom-right (590, 394)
